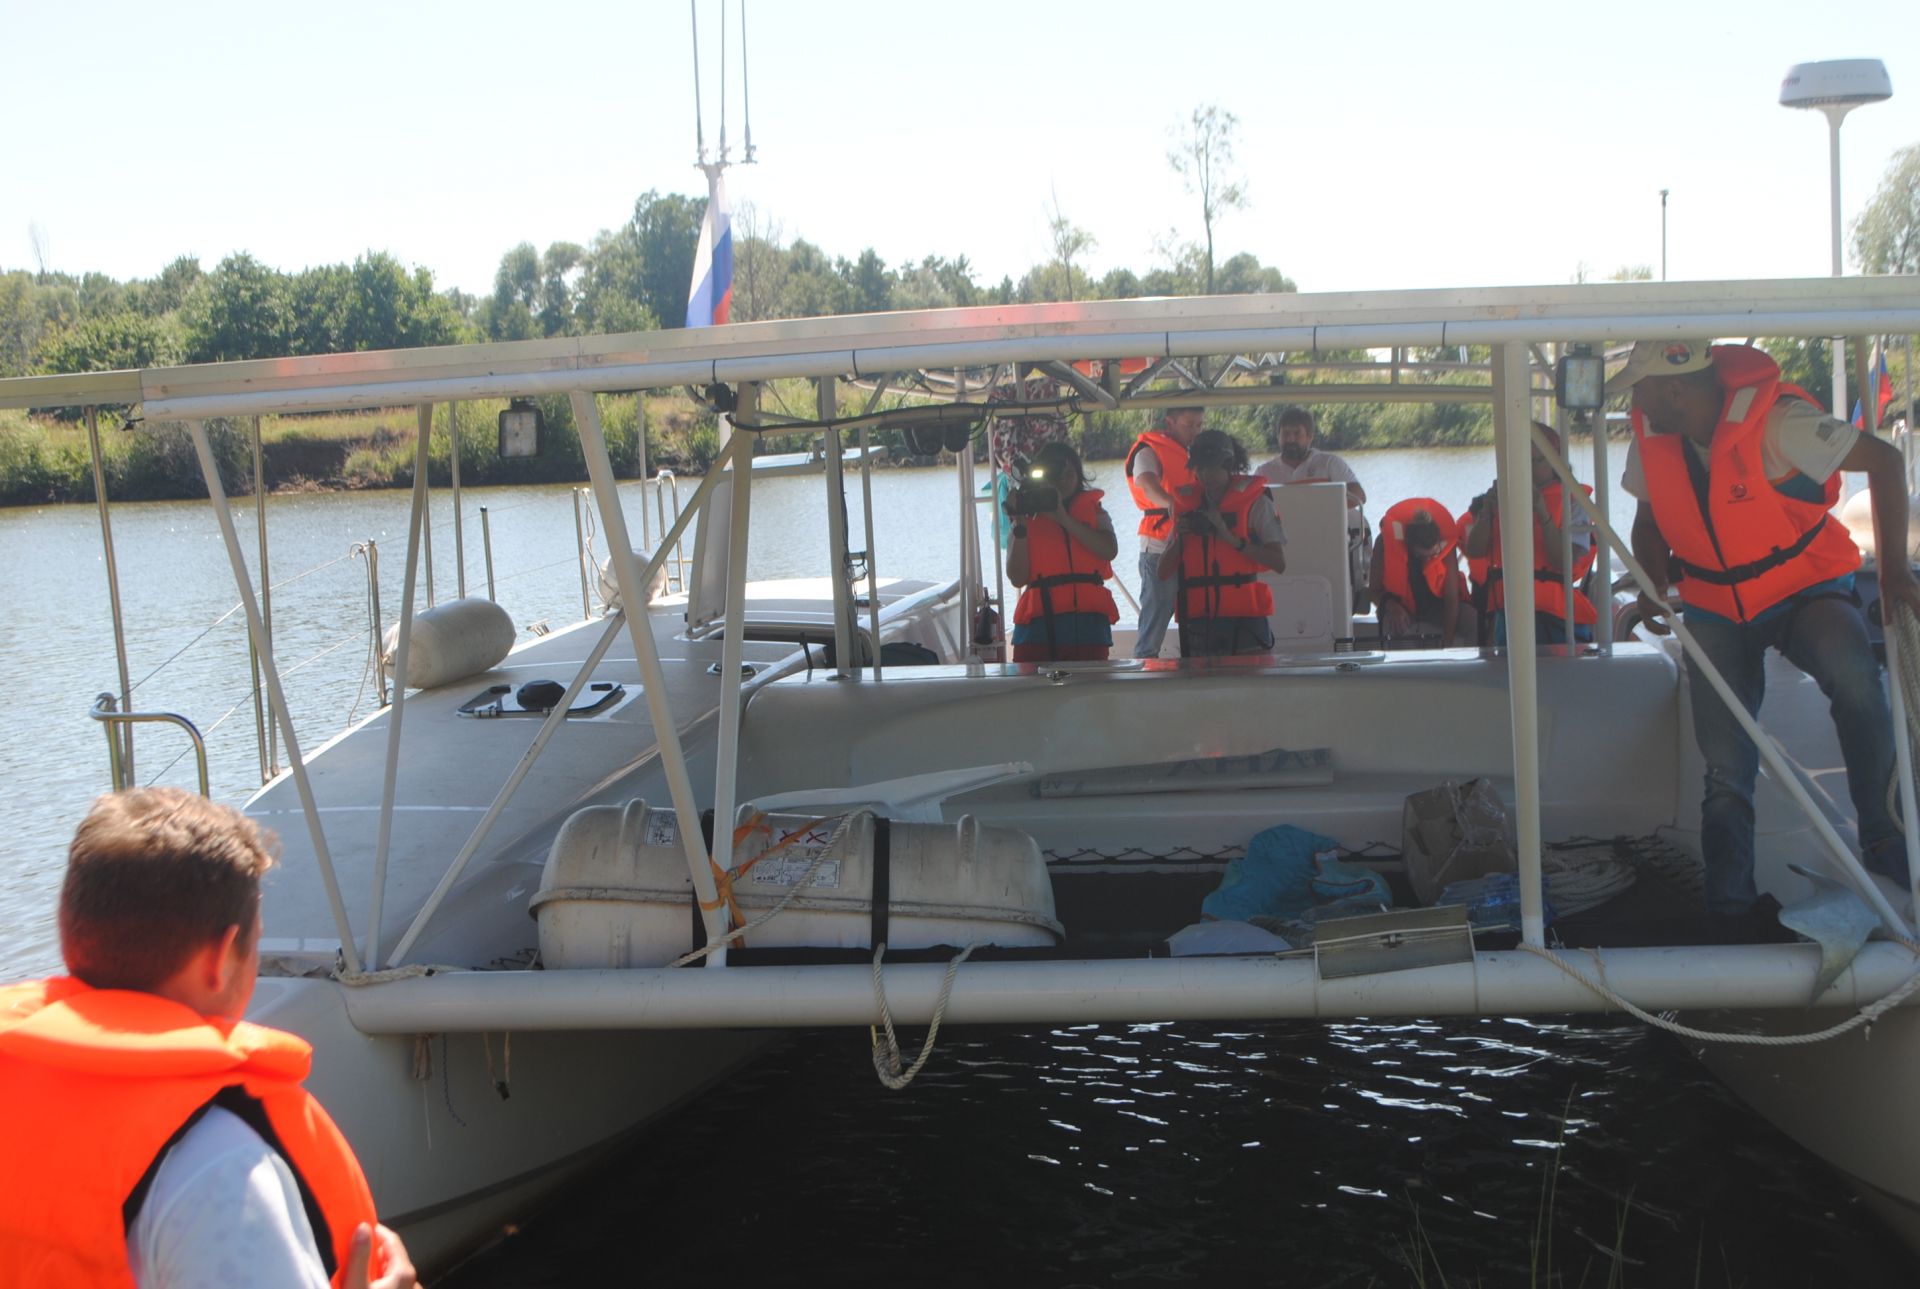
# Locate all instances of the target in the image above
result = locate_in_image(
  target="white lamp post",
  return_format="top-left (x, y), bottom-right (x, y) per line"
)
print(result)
top-left (1780, 58), bottom-right (1893, 419)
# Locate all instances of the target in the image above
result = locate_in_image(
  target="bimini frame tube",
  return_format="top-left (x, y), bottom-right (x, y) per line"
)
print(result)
top-left (385, 611), bottom-right (628, 968)
top-left (386, 473), bottom-right (728, 968)
top-left (708, 387), bottom-right (756, 894)
top-left (337, 943), bottom-right (1920, 1034)
top-left (570, 390), bottom-right (732, 959)
top-left (85, 407), bottom-right (136, 780)
top-left (186, 419), bottom-right (362, 974)
top-left (1531, 423), bottom-right (1915, 937)
top-left (819, 376), bottom-right (855, 677)
top-left (365, 405), bottom-right (433, 968)
top-left (1492, 344), bottom-right (1547, 947)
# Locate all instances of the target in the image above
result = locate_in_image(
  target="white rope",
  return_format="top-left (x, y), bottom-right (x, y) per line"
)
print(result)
top-left (335, 962), bottom-right (465, 986)
top-left (1517, 941), bottom-right (1920, 1046)
top-left (665, 809), bottom-right (868, 969)
top-left (870, 940), bottom-right (981, 1090)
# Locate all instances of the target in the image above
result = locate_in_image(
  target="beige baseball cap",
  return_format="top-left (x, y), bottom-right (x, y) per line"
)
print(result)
top-left (1604, 339), bottom-right (1715, 395)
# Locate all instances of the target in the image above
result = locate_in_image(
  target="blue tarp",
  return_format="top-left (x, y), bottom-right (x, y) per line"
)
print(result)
top-left (1202, 824), bottom-right (1388, 922)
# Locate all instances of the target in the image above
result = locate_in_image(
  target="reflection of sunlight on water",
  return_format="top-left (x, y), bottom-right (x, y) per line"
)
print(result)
top-left (447, 1017), bottom-right (1911, 1287)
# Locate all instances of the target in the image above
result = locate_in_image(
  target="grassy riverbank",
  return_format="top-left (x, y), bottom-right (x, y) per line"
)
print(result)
top-left (0, 394), bottom-right (716, 505)
top-left (0, 376), bottom-right (1503, 507)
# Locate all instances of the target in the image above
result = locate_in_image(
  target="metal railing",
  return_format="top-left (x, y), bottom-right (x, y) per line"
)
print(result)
top-left (91, 693), bottom-right (209, 797)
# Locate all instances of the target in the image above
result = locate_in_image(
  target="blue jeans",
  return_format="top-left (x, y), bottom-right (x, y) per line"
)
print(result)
top-left (1134, 546), bottom-right (1176, 658)
top-left (1686, 594), bottom-right (1901, 913)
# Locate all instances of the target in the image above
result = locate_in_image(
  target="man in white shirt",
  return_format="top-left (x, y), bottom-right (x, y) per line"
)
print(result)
top-left (0, 788), bottom-right (414, 1289)
top-left (1256, 405), bottom-right (1369, 607)
top-left (1612, 338), bottom-right (1920, 924)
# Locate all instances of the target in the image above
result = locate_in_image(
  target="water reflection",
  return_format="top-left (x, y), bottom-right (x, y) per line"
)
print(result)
top-left (447, 1018), bottom-right (1909, 1288)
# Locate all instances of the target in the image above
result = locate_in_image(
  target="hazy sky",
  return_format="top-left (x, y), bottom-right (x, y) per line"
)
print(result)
top-left (5, 0), bottom-right (1917, 301)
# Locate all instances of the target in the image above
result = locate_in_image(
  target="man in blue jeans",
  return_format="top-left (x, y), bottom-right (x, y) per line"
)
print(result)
top-left (1125, 406), bottom-right (1204, 658)
top-left (1612, 338), bottom-right (1920, 917)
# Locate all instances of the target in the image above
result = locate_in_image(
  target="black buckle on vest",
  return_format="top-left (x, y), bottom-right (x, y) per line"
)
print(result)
top-left (1672, 517), bottom-right (1828, 587)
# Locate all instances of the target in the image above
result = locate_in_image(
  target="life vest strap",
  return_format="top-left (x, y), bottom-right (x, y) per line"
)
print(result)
top-left (1670, 516), bottom-right (1829, 587)
top-left (1031, 572), bottom-right (1104, 590)
top-left (1185, 572), bottom-right (1260, 589)
top-left (1486, 566), bottom-right (1568, 586)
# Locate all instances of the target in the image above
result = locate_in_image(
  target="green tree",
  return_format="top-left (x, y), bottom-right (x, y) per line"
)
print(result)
top-left (631, 190), bottom-right (707, 328)
top-left (1167, 105), bottom-right (1248, 295)
top-left (39, 310), bottom-right (182, 373)
top-left (0, 272), bottom-right (43, 378)
top-left (1045, 193), bottom-right (1096, 303)
top-left (1215, 252), bottom-right (1294, 295)
top-left (537, 241), bottom-right (585, 336)
top-left (847, 248), bottom-right (893, 313)
top-left (1851, 142), bottom-right (1920, 275)
top-left (181, 253), bottom-right (292, 362)
top-left (575, 224), bottom-right (659, 334)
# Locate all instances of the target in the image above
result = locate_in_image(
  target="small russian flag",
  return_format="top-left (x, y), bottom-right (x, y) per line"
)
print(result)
top-left (684, 174), bottom-right (733, 328)
top-left (1853, 348), bottom-right (1893, 429)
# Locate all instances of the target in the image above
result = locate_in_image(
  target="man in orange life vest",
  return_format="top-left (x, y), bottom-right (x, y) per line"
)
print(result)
top-left (1613, 338), bottom-right (1920, 918)
top-left (1370, 498), bottom-right (1474, 647)
top-left (1460, 423), bottom-right (1598, 646)
top-left (0, 788), bottom-right (415, 1289)
top-left (1125, 406), bottom-right (1204, 657)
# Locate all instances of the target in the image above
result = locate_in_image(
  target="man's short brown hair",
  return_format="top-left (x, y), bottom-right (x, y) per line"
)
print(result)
top-left (60, 788), bottom-right (276, 991)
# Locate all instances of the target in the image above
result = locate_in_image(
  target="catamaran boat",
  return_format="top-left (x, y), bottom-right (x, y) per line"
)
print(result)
top-left (6, 278), bottom-right (1920, 1271)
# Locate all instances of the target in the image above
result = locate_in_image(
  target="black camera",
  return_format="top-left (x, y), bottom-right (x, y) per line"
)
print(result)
top-left (1179, 509), bottom-right (1214, 536)
top-left (1007, 459), bottom-right (1060, 517)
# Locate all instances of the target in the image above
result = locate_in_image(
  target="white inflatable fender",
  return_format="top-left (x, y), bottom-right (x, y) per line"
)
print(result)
top-left (381, 597), bottom-right (517, 691)
top-left (597, 549), bottom-right (669, 612)
top-left (1838, 488), bottom-right (1920, 562)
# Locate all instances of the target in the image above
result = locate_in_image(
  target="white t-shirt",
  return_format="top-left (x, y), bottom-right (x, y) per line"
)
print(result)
top-left (1128, 445), bottom-right (1173, 551)
top-left (1620, 399), bottom-right (1857, 502)
top-left (128, 1105), bottom-right (331, 1289)
top-left (1255, 450), bottom-right (1364, 528)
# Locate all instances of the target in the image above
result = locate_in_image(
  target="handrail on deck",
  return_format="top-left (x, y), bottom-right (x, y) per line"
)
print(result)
top-left (90, 693), bottom-right (210, 797)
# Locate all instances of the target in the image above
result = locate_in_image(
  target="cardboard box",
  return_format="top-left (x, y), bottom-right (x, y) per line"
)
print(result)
top-left (1401, 779), bottom-right (1516, 905)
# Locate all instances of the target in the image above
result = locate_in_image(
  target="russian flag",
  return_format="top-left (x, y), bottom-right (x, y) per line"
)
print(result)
top-left (684, 174), bottom-right (733, 328)
top-left (1852, 349), bottom-right (1893, 429)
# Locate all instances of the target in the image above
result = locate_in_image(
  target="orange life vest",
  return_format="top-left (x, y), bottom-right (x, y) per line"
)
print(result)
top-left (1013, 488), bottom-right (1120, 631)
top-left (1486, 482), bottom-right (1600, 626)
top-left (1634, 344), bottom-right (1860, 623)
top-left (1377, 497), bottom-right (1462, 612)
top-left (1173, 477), bottom-right (1276, 621)
top-left (1457, 509), bottom-right (1491, 593)
top-left (1125, 431), bottom-right (1196, 541)
top-left (0, 977), bottom-right (383, 1289)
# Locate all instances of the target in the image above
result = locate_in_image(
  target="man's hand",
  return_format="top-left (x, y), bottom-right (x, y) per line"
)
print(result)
top-left (1633, 591), bottom-right (1672, 636)
top-left (344, 1222), bottom-right (418, 1289)
top-left (1879, 565), bottom-right (1920, 627)
top-left (1381, 600), bottom-right (1413, 636)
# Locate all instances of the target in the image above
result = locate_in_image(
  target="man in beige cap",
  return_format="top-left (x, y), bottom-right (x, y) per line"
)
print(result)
top-left (1611, 337), bottom-right (1920, 923)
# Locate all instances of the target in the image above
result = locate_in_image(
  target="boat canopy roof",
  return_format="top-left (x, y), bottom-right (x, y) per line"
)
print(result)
top-left (1, 276), bottom-right (1914, 421)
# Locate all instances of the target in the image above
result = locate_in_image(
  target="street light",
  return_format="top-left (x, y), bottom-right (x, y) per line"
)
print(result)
top-left (1780, 57), bottom-right (1893, 418)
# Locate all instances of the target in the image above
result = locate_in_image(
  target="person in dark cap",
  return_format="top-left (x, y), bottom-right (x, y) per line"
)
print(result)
top-left (1612, 337), bottom-right (1920, 920)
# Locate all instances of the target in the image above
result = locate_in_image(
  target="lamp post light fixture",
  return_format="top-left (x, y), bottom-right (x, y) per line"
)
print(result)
top-left (1780, 57), bottom-right (1893, 419)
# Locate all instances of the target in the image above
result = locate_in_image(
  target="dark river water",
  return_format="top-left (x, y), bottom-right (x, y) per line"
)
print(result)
top-left (442, 1018), bottom-right (1911, 1288)
top-left (5, 452), bottom-right (1910, 1286)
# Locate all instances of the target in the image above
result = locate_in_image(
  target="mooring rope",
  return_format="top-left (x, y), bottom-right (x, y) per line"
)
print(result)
top-left (870, 940), bottom-right (981, 1090)
top-left (1517, 940), bottom-right (1920, 1046)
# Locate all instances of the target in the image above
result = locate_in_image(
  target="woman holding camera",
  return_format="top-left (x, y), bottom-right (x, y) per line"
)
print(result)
top-left (1005, 441), bottom-right (1121, 662)
top-left (1156, 430), bottom-right (1288, 657)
